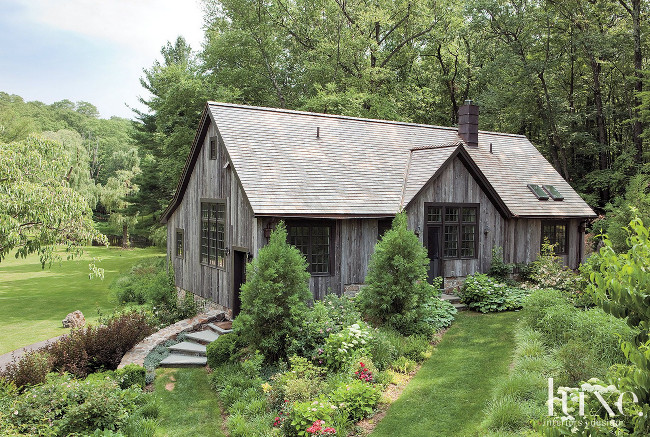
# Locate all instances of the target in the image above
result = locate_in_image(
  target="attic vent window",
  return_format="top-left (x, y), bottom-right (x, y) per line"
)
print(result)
top-left (543, 185), bottom-right (564, 201)
top-left (527, 184), bottom-right (549, 200)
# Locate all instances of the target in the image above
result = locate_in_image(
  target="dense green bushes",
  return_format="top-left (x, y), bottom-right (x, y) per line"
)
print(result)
top-left (233, 222), bottom-right (312, 362)
top-left (481, 287), bottom-right (638, 435)
top-left (357, 213), bottom-right (437, 335)
top-left (0, 372), bottom-right (150, 437)
top-left (206, 333), bottom-right (242, 368)
top-left (110, 258), bottom-right (197, 327)
top-left (460, 274), bottom-right (530, 313)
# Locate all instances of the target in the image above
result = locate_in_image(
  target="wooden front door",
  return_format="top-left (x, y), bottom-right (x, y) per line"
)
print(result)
top-left (426, 225), bottom-right (442, 284)
top-left (232, 250), bottom-right (246, 317)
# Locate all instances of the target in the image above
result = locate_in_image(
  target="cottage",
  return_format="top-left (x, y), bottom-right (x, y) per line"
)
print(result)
top-left (162, 101), bottom-right (595, 317)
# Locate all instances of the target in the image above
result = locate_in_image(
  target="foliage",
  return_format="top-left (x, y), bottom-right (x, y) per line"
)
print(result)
top-left (206, 333), bottom-right (242, 368)
top-left (2, 372), bottom-right (145, 436)
top-left (46, 312), bottom-right (154, 379)
top-left (288, 294), bottom-right (361, 362)
top-left (115, 364), bottom-right (146, 390)
top-left (1, 312), bottom-right (153, 387)
top-left (525, 242), bottom-right (581, 292)
top-left (594, 175), bottom-right (650, 252)
top-left (109, 257), bottom-right (197, 326)
top-left (522, 289), bottom-right (633, 372)
top-left (365, 330), bottom-right (398, 371)
top-left (389, 356), bottom-right (417, 374)
top-left (587, 218), bottom-right (650, 431)
top-left (488, 246), bottom-right (512, 281)
top-left (421, 296), bottom-right (457, 332)
top-left (233, 222), bottom-right (312, 362)
top-left (329, 379), bottom-right (381, 422)
top-left (0, 136), bottom-right (107, 266)
top-left (323, 323), bottom-right (372, 371)
top-left (358, 213), bottom-right (436, 335)
top-left (286, 399), bottom-right (341, 437)
top-left (460, 274), bottom-right (530, 313)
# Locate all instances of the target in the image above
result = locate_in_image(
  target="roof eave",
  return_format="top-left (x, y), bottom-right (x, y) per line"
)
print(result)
top-left (160, 104), bottom-right (213, 224)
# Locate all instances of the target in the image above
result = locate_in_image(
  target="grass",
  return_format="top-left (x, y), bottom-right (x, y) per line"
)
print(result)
top-left (370, 311), bottom-right (520, 437)
top-left (153, 368), bottom-right (226, 437)
top-left (0, 246), bottom-right (163, 354)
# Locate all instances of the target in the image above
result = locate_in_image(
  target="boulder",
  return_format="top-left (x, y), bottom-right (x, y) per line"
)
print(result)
top-left (62, 310), bottom-right (85, 329)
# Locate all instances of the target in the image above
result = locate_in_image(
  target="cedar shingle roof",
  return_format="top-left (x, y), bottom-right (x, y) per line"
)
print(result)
top-left (162, 102), bottom-right (596, 221)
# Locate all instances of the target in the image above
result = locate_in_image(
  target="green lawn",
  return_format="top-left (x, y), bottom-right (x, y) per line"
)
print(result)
top-left (371, 311), bottom-right (520, 437)
top-left (0, 246), bottom-right (164, 354)
top-left (153, 368), bottom-right (225, 437)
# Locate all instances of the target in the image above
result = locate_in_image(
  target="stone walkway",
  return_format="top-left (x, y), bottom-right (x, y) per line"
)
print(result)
top-left (117, 309), bottom-right (226, 369)
top-left (0, 335), bottom-right (65, 371)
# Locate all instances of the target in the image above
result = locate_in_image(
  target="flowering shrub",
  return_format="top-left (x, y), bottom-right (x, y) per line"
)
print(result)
top-left (460, 273), bottom-right (530, 313)
top-left (306, 420), bottom-right (336, 436)
top-left (286, 399), bottom-right (340, 437)
top-left (323, 323), bottom-right (373, 371)
top-left (328, 379), bottom-right (381, 422)
top-left (526, 242), bottom-right (580, 292)
top-left (354, 362), bottom-right (373, 383)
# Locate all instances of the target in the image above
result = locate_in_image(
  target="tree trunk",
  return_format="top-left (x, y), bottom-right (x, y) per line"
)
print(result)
top-left (590, 56), bottom-right (609, 204)
top-left (122, 223), bottom-right (130, 249)
top-left (632, 0), bottom-right (643, 164)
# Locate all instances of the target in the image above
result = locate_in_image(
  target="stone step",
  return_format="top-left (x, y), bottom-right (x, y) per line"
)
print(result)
top-left (440, 293), bottom-right (462, 304)
top-left (452, 302), bottom-right (468, 311)
top-left (207, 323), bottom-right (233, 335)
top-left (159, 353), bottom-right (207, 368)
top-left (185, 329), bottom-right (220, 345)
top-left (168, 341), bottom-right (207, 357)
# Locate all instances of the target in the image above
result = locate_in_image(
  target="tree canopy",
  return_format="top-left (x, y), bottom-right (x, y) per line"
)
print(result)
top-left (0, 136), bottom-right (107, 266)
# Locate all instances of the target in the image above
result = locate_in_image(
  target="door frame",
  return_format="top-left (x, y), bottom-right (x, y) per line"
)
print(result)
top-left (230, 246), bottom-right (249, 317)
top-left (424, 225), bottom-right (443, 283)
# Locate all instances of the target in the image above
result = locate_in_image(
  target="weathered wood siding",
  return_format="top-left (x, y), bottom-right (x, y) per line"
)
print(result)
top-left (406, 156), bottom-right (505, 277)
top-left (503, 218), bottom-right (583, 269)
top-left (167, 120), bottom-right (254, 308)
top-left (254, 217), bottom-right (385, 298)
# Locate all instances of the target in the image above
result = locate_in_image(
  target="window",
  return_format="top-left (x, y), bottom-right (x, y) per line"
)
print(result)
top-left (542, 185), bottom-right (564, 201)
top-left (175, 229), bottom-right (184, 258)
top-left (287, 222), bottom-right (333, 274)
top-left (377, 218), bottom-right (392, 239)
top-left (209, 138), bottom-right (217, 160)
top-left (527, 184), bottom-right (549, 200)
top-left (201, 201), bottom-right (226, 268)
top-left (426, 204), bottom-right (478, 259)
top-left (541, 221), bottom-right (568, 254)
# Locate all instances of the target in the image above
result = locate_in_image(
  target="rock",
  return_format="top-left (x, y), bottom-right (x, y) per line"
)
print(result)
top-left (62, 311), bottom-right (85, 329)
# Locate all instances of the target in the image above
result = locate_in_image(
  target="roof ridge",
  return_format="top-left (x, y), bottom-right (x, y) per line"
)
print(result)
top-left (209, 101), bottom-right (528, 138)
top-left (410, 142), bottom-right (463, 151)
top-left (209, 101), bottom-right (459, 132)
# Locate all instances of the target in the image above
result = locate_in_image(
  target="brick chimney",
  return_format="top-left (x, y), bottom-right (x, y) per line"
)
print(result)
top-left (458, 99), bottom-right (479, 148)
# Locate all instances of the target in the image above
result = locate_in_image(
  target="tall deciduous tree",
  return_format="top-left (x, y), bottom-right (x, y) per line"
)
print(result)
top-left (0, 136), bottom-right (106, 266)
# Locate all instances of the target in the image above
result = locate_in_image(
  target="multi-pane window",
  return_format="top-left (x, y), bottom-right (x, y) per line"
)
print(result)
top-left (209, 138), bottom-right (217, 160)
top-left (288, 224), bottom-right (332, 274)
top-left (541, 221), bottom-right (567, 254)
top-left (426, 204), bottom-right (478, 259)
top-left (201, 201), bottom-right (226, 268)
top-left (176, 229), bottom-right (184, 258)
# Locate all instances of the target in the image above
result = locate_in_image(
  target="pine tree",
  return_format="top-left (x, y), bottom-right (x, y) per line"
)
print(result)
top-left (232, 222), bottom-right (311, 362)
top-left (358, 212), bottom-right (435, 335)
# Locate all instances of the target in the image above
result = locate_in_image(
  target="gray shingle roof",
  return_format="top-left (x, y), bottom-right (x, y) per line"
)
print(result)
top-left (201, 102), bottom-right (594, 218)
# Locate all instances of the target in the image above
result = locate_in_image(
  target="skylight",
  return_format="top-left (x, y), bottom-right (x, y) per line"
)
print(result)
top-left (527, 184), bottom-right (549, 200)
top-left (543, 185), bottom-right (564, 201)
